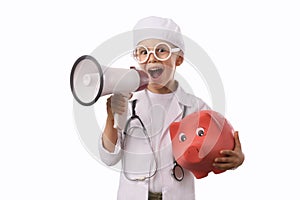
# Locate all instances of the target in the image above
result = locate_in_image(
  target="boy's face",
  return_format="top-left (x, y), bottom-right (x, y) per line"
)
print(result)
top-left (137, 39), bottom-right (183, 93)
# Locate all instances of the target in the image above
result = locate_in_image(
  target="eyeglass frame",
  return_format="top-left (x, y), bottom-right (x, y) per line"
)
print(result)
top-left (133, 42), bottom-right (181, 64)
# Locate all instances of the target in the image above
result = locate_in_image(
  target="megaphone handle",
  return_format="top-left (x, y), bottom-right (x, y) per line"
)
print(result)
top-left (113, 94), bottom-right (129, 130)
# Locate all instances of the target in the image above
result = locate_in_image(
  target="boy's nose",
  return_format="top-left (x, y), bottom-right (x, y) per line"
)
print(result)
top-left (147, 52), bottom-right (157, 63)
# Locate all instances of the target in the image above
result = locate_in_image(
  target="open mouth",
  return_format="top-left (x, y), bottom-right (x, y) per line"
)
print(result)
top-left (148, 67), bottom-right (164, 79)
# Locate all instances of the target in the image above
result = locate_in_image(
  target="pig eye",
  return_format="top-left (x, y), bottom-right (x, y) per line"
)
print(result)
top-left (196, 127), bottom-right (205, 136)
top-left (179, 133), bottom-right (187, 142)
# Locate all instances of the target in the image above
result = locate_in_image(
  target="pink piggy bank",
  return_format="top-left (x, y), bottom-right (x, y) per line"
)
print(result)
top-left (169, 110), bottom-right (234, 179)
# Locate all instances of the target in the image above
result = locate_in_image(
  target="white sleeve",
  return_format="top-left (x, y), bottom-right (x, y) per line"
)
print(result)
top-left (98, 130), bottom-right (123, 166)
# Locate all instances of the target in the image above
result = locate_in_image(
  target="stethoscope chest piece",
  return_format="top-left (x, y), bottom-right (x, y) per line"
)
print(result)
top-left (172, 161), bottom-right (184, 181)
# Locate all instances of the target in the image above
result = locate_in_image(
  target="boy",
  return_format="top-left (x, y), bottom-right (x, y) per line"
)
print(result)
top-left (99, 16), bottom-right (244, 200)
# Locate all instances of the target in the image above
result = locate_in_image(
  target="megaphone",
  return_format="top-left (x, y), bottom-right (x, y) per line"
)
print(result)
top-left (70, 55), bottom-right (149, 130)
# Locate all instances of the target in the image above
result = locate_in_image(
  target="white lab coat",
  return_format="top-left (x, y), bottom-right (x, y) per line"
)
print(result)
top-left (99, 84), bottom-right (210, 200)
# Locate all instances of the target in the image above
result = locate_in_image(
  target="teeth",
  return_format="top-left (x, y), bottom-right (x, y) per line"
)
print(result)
top-left (148, 67), bottom-right (162, 71)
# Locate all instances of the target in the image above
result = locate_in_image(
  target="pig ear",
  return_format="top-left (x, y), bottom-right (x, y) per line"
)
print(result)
top-left (169, 122), bottom-right (180, 140)
top-left (200, 110), bottom-right (222, 130)
top-left (198, 110), bottom-right (211, 125)
top-left (208, 111), bottom-right (225, 131)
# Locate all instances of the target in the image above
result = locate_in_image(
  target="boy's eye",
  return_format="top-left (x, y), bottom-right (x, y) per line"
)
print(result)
top-left (179, 133), bottom-right (187, 142)
top-left (156, 48), bottom-right (167, 53)
top-left (139, 49), bottom-right (148, 55)
top-left (196, 127), bottom-right (205, 136)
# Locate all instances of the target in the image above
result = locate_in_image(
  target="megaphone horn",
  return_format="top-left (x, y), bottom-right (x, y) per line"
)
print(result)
top-left (70, 55), bottom-right (149, 130)
top-left (70, 55), bottom-right (103, 106)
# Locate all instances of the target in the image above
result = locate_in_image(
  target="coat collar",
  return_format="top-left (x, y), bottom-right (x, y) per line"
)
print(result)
top-left (172, 84), bottom-right (193, 108)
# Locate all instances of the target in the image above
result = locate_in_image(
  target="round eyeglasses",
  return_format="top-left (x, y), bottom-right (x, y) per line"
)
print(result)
top-left (133, 42), bottom-right (180, 64)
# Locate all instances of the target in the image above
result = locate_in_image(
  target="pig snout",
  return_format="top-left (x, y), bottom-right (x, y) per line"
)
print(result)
top-left (184, 146), bottom-right (201, 163)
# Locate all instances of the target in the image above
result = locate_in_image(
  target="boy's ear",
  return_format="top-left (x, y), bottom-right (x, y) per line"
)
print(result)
top-left (176, 54), bottom-right (184, 66)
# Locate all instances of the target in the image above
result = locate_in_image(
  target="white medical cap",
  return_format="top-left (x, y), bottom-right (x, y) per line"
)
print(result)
top-left (133, 16), bottom-right (185, 52)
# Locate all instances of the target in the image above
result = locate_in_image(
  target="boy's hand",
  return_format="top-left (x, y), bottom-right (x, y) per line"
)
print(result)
top-left (213, 131), bottom-right (245, 170)
top-left (106, 94), bottom-right (127, 118)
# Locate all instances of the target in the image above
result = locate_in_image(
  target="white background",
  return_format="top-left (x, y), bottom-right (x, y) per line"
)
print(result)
top-left (1, 0), bottom-right (299, 199)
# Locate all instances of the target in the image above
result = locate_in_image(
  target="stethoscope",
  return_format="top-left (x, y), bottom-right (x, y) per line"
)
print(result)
top-left (121, 99), bottom-right (186, 182)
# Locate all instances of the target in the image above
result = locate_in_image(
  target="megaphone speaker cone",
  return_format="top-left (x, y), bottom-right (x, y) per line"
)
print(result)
top-left (70, 55), bottom-right (104, 106)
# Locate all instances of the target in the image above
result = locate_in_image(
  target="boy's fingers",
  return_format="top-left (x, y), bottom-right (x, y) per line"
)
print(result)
top-left (234, 131), bottom-right (242, 150)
